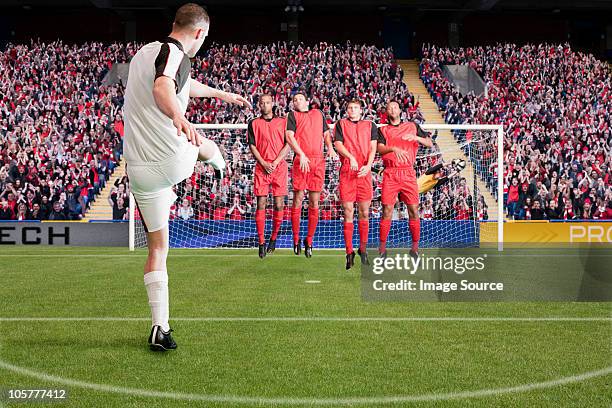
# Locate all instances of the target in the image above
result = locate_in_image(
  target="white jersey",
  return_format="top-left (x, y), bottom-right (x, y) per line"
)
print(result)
top-left (124, 37), bottom-right (193, 164)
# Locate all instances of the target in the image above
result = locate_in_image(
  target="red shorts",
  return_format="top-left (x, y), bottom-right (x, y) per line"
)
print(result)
top-left (339, 168), bottom-right (373, 203)
top-left (254, 161), bottom-right (288, 197)
top-left (292, 156), bottom-right (325, 192)
top-left (381, 168), bottom-right (419, 206)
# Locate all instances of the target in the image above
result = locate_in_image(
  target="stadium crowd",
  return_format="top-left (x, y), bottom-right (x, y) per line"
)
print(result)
top-left (420, 43), bottom-right (612, 220)
top-left (1, 39), bottom-right (490, 222)
top-left (0, 39), bottom-right (136, 220)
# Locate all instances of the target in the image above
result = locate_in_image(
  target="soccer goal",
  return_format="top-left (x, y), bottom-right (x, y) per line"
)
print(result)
top-left (129, 123), bottom-right (504, 251)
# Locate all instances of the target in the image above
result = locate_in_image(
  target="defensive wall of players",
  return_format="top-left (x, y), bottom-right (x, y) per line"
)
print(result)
top-left (0, 220), bottom-right (610, 246)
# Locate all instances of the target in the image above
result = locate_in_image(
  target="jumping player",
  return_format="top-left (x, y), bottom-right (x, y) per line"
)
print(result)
top-left (377, 100), bottom-right (433, 259)
top-left (333, 99), bottom-right (378, 270)
top-left (124, 3), bottom-right (251, 351)
top-left (285, 91), bottom-right (337, 257)
top-left (418, 158), bottom-right (466, 194)
top-left (248, 94), bottom-right (290, 258)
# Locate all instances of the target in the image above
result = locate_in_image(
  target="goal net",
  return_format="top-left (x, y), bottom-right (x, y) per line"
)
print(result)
top-left (130, 124), bottom-right (503, 250)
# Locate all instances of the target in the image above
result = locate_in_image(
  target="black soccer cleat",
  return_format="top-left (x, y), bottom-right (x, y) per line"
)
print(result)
top-left (409, 249), bottom-right (419, 261)
top-left (378, 250), bottom-right (388, 260)
top-left (358, 248), bottom-right (370, 266)
top-left (148, 325), bottom-right (177, 352)
top-left (266, 239), bottom-right (276, 254)
top-left (258, 243), bottom-right (266, 259)
top-left (345, 251), bottom-right (356, 270)
top-left (293, 240), bottom-right (301, 255)
top-left (213, 169), bottom-right (225, 180)
top-left (303, 238), bottom-right (313, 258)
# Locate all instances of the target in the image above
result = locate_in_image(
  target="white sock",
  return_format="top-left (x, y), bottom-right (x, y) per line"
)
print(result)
top-left (144, 270), bottom-right (170, 332)
top-left (205, 145), bottom-right (226, 171)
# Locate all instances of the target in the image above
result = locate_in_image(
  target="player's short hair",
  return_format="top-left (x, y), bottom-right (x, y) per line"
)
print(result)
top-left (260, 92), bottom-right (274, 101)
top-left (346, 98), bottom-right (363, 108)
top-left (292, 90), bottom-right (309, 100)
top-left (386, 99), bottom-right (401, 108)
top-left (174, 3), bottom-right (210, 30)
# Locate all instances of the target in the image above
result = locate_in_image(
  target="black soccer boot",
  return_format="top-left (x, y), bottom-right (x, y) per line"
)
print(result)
top-left (409, 249), bottom-right (419, 261)
top-left (378, 250), bottom-right (388, 260)
top-left (345, 251), bottom-right (356, 270)
top-left (303, 238), bottom-right (313, 258)
top-left (266, 239), bottom-right (276, 254)
top-left (293, 240), bottom-right (301, 255)
top-left (258, 243), bottom-right (266, 259)
top-left (358, 248), bottom-right (370, 266)
top-left (148, 325), bottom-right (177, 351)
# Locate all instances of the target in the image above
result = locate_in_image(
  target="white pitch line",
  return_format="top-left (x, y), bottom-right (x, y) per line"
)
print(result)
top-left (0, 317), bottom-right (610, 322)
top-left (0, 354), bottom-right (610, 405)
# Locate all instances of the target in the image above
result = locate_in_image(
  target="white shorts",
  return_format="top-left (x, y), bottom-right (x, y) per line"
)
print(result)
top-left (127, 144), bottom-right (198, 232)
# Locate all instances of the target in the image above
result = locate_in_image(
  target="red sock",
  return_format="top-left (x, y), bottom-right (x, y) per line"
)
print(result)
top-left (409, 218), bottom-right (420, 252)
top-left (306, 207), bottom-right (319, 245)
top-left (358, 219), bottom-right (369, 251)
top-left (291, 207), bottom-right (301, 244)
top-left (379, 219), bottom-right (391, 253)
top-left (255, 209), bottom-right (266, 244)
top-left (343, 222), bottom-right (354, 254)
top-left (271, 210), bottom-right (284, 240)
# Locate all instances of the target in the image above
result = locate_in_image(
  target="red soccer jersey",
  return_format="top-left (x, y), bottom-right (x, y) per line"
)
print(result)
top-left (286, 109), bottom-right (329, 158)
top-left (247, 116), bottom-right (287, 163)
top-left (378, 121), bottom-right (428, 172)
top-left (334, 119), bottom-right (378, 168)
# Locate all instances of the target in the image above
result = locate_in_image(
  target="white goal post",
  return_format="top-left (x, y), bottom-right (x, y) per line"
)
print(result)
top-left (129, 123), bottom-right (504, 251)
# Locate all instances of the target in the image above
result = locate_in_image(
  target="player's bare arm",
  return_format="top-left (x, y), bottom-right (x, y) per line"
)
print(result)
top-left (189, 78), bottom-right (252, 108)
top-left (413, 134), bottom-right (434, 148)
top-left (324, 130), bottom-right (338, 159)
top-left (357, 140), bottom-right (378, 178)
top-left (377, 142), bottom-right (409, 163)
top-left (285, 129), bottom-right (310, 172)
top-left (333, 140), bottom-right (359, 171)
top-left (153, 76), bottom-right (202, 146)
top-left (272, 143), bottom-right (291, 169)
top-left (249, 144), bottom-right (274, 174)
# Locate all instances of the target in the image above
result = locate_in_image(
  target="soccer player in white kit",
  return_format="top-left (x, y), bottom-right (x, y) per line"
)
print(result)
top-left (123, 3), bottom-right (251, 351)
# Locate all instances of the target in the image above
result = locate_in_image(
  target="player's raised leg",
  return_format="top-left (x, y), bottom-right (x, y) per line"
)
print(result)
top-left (197, 138), bottom-right (226, 177)
top-left (342, 201), bottom-right (356, 269)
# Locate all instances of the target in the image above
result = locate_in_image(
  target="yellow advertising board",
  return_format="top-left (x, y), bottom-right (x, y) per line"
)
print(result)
top-left (480, 221), bottom-right (612, 244)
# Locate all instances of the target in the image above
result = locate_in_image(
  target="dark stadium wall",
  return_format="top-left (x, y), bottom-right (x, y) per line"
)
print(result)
top-left (0, 5), bottom-right (608, 59)
top-left (383, 16), bottom-right (413, 58)
top-left (6, 9), bottom-right (124, 42)
top-left (300, 14), bottom-right (384, 46)
top-left (462, 14), bottom-right (568, 45)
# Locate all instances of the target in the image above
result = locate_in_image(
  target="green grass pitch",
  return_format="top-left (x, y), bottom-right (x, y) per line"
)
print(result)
top-left (0, 247), bottom-right (610, 407)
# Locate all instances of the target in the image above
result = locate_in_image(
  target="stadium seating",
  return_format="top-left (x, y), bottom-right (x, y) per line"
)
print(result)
top-left (420, 43), bottom-right (611, 220)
